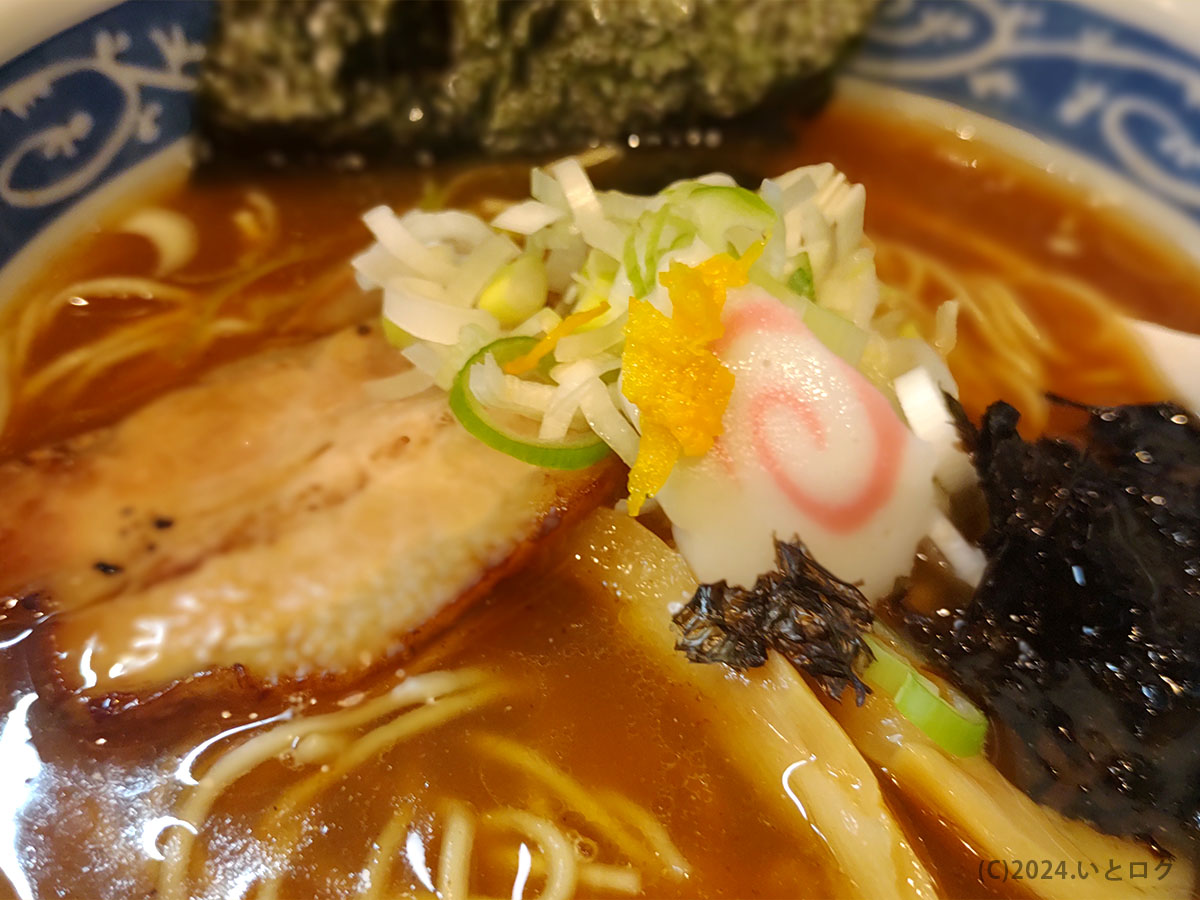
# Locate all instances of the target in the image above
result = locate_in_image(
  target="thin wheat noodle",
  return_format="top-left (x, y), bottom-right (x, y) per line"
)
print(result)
top-left (117, 207), bottom-right (199, 276)
top-left (232, 190), bottom-right (281, 249)
top-left (436, 802), bottom-right (475, 900)
top-left (261, 685), bottom-right (505, 834)
top-left (485, 848), bottom-right (643, 896)
top-left (474, 734), bottom-right (656, 873)
top-left (6, 245), bottom-right (357, 436)
top-left (484, 808), bottom-right (577, 900)
top-left (157, 670), bottom-right (481, 900)
top-left (10, 277), bottom-right (195, 372)
top-left (599, 789), bottom-right (689, 880)
top-left (873, 237), bottom-right (1165, 434)
top-left (22, 312), bottom-right (188, 398)
top-left (251, 686), bottom-right (504, 900)
top-left (577, 862), bottom-right (641, 895)
top-left (359, 806), bottom-right (416, 900)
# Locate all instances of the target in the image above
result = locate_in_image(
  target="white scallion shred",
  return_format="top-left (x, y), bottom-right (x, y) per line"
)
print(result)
top-left (401, 209), bottom-right (494, 250)
top-left (549, 354), bottom-right (620, 385)
top-left (469, 354), bottom-right (556, 420)
top-left (537, 358), bottom-right (607, 441)
top-left (491, 200), bottom-right (564, 235)
top-left (362, 206), bottom-right (459, 283)
top-left (401, 341), bottom-right (448, 379)
top-left (383, 288), bottom-right (497, 345)
top-left (929, 510), bottom-right (987, 588)
top-left (544, 241), bottom-right (589, 294)
top-left (579, 378), bottom-right (640, 466)
top-left (511, 307), bottom-right (563, 337)
top-left (554, 315), bottom-right (627, 362)
top-left (894, 366), bottom-right (977, 497)
top-left (549, 158), bottom-right (625, 258)
top-left (447, 234), bottom-right (521, 307)
top-left (351, 244), bottom-right (405, 292)
top-left (539, 380), bottom-right (595, 441)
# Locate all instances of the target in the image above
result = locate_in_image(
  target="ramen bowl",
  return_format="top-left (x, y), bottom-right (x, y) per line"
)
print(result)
top-left (4, 3), bottom-right (1200, 900)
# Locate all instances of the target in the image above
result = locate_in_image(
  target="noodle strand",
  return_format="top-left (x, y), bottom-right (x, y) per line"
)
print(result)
top-left (360, 806), bottom-right (415, 900)
top-left (158, 669), bottom-right (485, 900)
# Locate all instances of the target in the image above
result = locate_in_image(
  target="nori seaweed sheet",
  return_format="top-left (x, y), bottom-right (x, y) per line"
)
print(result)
top-left (199, 0), bottom-right (878, 155)
top-left (673, 537), bottom-right (875, 703)
top-left (905, 399), bottom-right (1200, 846)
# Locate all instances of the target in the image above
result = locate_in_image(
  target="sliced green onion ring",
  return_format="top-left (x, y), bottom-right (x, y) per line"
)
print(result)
top-left (683, 184), bottom-right (774, 256)
top-left (893, 673), bottom-right (988, 758)
top-left (448, 336), bottom-right (612, 470)
top-left (860, 635), bottom-right (911, 697)
top-left (862, 635), bottom-right (987, 757)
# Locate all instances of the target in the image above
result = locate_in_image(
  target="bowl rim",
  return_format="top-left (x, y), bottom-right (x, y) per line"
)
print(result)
top-left (0, 0), bottom-right (118, 68)
top-left (1083, 0), bottom-right (1200, 49)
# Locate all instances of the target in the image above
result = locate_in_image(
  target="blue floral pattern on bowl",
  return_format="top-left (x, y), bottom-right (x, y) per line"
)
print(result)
top-left (852, 0), bottom-right (1200, 216)
top-left (0, 1), bottom-right (211, 269)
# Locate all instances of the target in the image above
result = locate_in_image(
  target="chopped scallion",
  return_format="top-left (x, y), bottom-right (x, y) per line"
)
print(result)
top-left (449, 337), bottom-right (611, 470)
top-left (624, 229), bottom-right (649, 299)
top-left (893, 673), bottom-right (988, 758)
top-left (477, 253), bottom-right (549, 327)
top-left (787, 251), bottom-right (815, 299)
top-left (862, 635), bottom-right (987, 757)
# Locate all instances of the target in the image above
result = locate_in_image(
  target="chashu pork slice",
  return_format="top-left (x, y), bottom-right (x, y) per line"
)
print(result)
top-left (0, 323), bottom-right (616, 713)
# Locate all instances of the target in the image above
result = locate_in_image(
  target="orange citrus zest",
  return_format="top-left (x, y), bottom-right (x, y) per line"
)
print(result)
top-left (621, 243), bottom-right (761, 514)
top-left (503, 302), bottom-right (610, 376)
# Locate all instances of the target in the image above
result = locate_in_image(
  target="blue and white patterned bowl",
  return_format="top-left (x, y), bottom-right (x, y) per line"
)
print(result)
top-left (0, 0), bottom-right (209, 273)
top-left (2, 0), bottom-right (1200, 285)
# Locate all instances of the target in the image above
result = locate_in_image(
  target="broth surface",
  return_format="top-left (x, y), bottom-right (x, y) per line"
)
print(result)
top-left (1, 96), bottom-right (1197, 899)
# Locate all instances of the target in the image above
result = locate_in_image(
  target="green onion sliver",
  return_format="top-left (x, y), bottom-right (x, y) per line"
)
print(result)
top-left (787, 252), bottom-right (815, 299)
top-left (624, 230), bottom-right (649, 299)
top-left (893, 674), bottom-right (987, 758)
top-left (448, 336), bottom-right (612, 470)
top-left (641, 205), bottom-right (671, 281)
top-left (862, 635), bottom-right (987, 757)
top-left (861, 635), bottom-right (912, 697)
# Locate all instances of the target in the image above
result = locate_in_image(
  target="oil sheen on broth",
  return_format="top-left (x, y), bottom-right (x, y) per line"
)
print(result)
top-left (0, 97), bottom-right (1193, 899)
